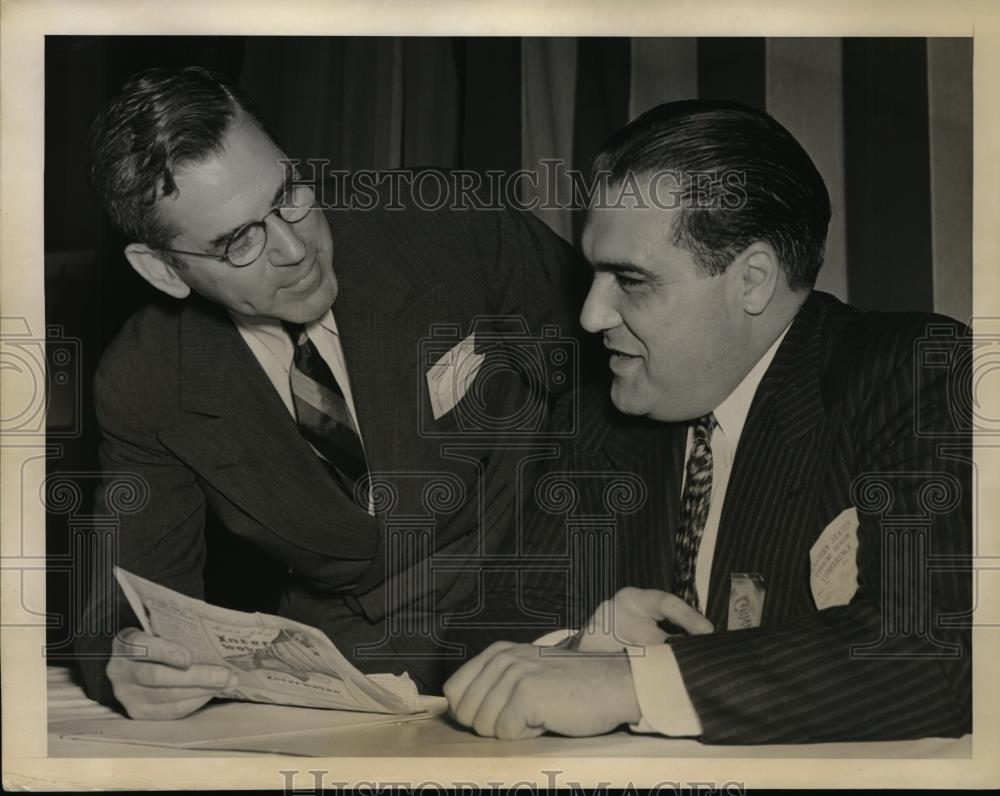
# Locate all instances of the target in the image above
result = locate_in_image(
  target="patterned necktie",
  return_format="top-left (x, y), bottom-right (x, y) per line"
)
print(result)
top-left (672, 413), bottom-right (717, 611)
top-left (284, 322), bottom-right (369, 500)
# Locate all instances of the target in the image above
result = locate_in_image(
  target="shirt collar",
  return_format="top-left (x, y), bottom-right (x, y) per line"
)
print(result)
top-left (229, 308), bottom-right (338, 363)
top-left (313, 309), bottom-right (339, 336)
top-left (713, 323), bottom-right (791, 444)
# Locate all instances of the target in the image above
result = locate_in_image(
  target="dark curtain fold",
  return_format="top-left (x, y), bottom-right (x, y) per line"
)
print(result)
top-left (697, 37), bottom-right (767, 110)
top-left (843, 37), bottom-right (935, 313)
top-left (570, 38), bottom-right (631, 242)
top-left (459, 38), bottom-right (522, 174)
top-left (241, 38), bottom-right (404, 170)
top-left (401, 37), bottom-right (461, 168)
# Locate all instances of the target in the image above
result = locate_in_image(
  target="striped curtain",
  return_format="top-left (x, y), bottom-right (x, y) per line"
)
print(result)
top-left (240, 37), bottom-right (972, 321)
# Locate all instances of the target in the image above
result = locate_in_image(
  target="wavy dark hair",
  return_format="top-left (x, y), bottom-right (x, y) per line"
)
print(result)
top-left (592, 99), bottom-right (831, 290)
top-left (90, 66), bottom-right (263, 250)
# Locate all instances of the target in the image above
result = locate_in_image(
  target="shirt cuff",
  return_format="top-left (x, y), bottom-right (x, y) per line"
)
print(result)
top-left (625, 643), bottom-right (703, 737)
top-left (533, 629), bottom-right (577, 647)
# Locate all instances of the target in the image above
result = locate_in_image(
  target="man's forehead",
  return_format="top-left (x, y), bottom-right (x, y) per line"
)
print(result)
top-left (156, 122), bottom-right (287, 242)
top-left (584, 197), bottom-right (680, 260)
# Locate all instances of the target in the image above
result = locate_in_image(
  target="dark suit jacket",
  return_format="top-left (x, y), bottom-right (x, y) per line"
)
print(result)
top-left (451, 290), bottom-right (971, 744)
top-left (76, 198), bottom-right (589, 705)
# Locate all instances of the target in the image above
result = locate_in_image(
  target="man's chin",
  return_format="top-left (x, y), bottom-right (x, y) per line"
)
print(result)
top-left (609, 382), bottom-right (688, 422)
top-left (295, 271), bottom-right (338, 322)
top-left (275, 292), bottom-right (337, 325)
top-left (292, 303), bottom-right (333, 325)
top-left (609, 382), bottom-right (645, 417)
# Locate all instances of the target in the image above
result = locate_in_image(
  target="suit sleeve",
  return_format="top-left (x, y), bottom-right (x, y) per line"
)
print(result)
top-left (435, 209), bottom-right (595, 671)
top-left (441, 394), bottom-right (583, 671)
top-left (667, 324), bottom-right (972, 743)
top-left (471, 205), bottom-right (601, 392)
top-left (74, 367), bottom-right (208, 707)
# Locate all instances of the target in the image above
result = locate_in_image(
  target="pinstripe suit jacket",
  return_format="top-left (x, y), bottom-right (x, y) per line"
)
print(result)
top-left (76, 198), bottom-right (588, 706)
top-left (454, 290), bottom-right (972, 744)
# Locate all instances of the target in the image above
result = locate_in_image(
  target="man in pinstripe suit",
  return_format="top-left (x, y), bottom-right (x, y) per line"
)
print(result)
top-left (444, 100), bottom-right (972, 744)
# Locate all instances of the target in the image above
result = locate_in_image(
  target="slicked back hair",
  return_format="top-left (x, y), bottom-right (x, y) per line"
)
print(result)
top-left (592, 99), bottom-right (831, 290)
top-left (90, 66), bottom-right (264, 251)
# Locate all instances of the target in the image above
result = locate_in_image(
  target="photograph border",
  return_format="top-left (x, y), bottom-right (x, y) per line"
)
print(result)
top-left (3, 0), bottom-right (999, 789)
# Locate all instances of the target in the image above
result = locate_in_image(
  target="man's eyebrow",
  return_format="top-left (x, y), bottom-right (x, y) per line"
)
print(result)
top-left (590, 260), bottom-right (656, 279)
top-left (205, 172), bottom-right (296, 251)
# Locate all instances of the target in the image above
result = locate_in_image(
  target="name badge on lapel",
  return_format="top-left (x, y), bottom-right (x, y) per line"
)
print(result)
top-left (425, 332), bottom-right (485, 420)
top-left (728, 572), bottom-right (766, 630)
top-left (809, 506), bottom-right (860, 610)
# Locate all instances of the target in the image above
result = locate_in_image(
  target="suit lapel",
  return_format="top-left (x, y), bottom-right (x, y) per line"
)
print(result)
top-left (161, 298), bottom-right (379, 558)
top-left (705, 292), bottom-right (833, 626)
top-left (598, 406), bottom-right (687, 593)
top-left (324, 209), bottom-right (437, 475)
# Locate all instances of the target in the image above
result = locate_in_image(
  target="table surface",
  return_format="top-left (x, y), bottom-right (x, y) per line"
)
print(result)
top-left (47, 666), bottom-right (972, 759)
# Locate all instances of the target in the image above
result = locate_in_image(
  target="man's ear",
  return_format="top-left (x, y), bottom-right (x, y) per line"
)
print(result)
top-left (124, 244), bottom-right (191, 299)
top-left (736, 242), bottom-right (780, 316)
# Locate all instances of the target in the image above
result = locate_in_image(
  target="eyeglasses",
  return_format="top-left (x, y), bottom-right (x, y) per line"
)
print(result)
top-left (159, 184), bottom-right (316, 268)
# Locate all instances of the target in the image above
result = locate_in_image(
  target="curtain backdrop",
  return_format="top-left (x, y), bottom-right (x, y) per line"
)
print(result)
top-left (46, 35), bottom-right (973, 327)
top-left (236, 36), bottom-right (972, 320)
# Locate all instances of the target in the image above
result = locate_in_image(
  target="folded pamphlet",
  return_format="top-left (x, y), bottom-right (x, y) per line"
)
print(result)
top-left (114, 567), bottom-right (425, 714)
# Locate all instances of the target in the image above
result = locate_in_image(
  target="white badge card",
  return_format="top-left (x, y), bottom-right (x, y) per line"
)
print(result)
top-left (425, 333), bottom-right (485, 420)
top-left (809, 507), bottom-right (861, 610)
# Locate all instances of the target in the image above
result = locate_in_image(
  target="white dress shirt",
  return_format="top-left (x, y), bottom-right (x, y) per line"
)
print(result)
top-left (626, 323), bottom-right (791, 736)
top-left (230, 309), bottom-right (374, 515)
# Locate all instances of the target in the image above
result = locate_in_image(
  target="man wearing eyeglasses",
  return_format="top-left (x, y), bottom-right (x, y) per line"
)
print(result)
top-left (76, 66), bottom-right (586, 719)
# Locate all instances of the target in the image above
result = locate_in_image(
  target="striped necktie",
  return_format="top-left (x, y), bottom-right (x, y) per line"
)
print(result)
top-left (672, 413), bottom-right (717, 611)
top-left (284, 322), bottom-right (369, 500)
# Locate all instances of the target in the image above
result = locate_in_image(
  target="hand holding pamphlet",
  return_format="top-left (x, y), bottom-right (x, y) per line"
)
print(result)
top-left (114, 567), bottom-right (428, 714)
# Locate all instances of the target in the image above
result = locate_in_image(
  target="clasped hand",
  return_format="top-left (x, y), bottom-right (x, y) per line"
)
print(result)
top-left (444, 588), bottom-right (712, 739)
top-left (574, 586), bottom-right (713, 651)
top-left (443, 642), bottom-right (640, 740)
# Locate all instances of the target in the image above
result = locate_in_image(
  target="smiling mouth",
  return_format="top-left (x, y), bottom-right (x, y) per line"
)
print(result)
top-left (287, 258), bottom-right (318, 289)
top-left (606, 346), bottom-right (640, 360)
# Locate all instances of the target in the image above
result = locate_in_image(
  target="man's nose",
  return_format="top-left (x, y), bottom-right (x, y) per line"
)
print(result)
top-left (266, 214), bottom-right (308, 267)
top-left (580, 276), bottom-right (620, 334)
